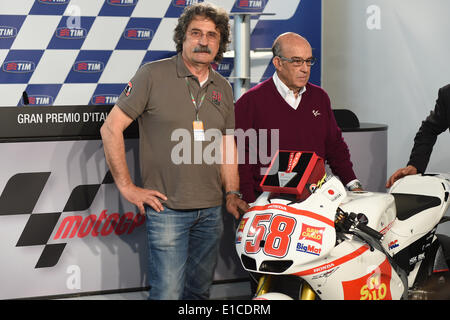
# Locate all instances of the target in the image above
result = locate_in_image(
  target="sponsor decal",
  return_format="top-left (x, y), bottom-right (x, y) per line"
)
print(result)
top-left (324, 187), bottom-right (342, 202)
top-left (0, 26), bottom-right (17, 38)
top-left (236, 0), bottom-right (265, 10)
top-left (342, 258), bottom-right (392, 300)
top-left (172, 0), bottom-right (203, 7)
top-left (124, 82), bottom-right (132, 96)
top-left (38, 0), bottom-right (70, 4)
top-left (91, 94), bottom-right (118, 105)
top-left (26, 95), bottom-right (54, 106)
top-left (308, 183), bottom-right (317, 193)
top-left (3, 61), bottom-right (35, 73)
top-left (299, 223), bottom-right (325, 245)
top-left (267, 204), bottom-right (287, 211)
top-left (388, 239), bottom-right (399, 250)
top-left (55, 27), bottom-right (87, 39)
top-left (124, 28), bottom-right (154, 40)
top-left (313, 263), bottom-right (335, 274)
top-left (235, 217), bottom-right (248, 244)
top-left (107, 0), bottom-right (138, 6)
top-left (211, 59), bottom-right (233, 77)
top-left (296, 242), bottom-right (321, 256)
top-left (54, 210), bottom-right (144, 239)
top-left (73, 61), bottom-right (104, 73)
top-left (312, 266), bottom-right (339, 280)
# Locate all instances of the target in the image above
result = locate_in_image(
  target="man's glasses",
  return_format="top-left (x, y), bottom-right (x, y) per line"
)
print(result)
top-left (277, 55), bottom-right (316, 67)
top-left (188, 29), bottom-right (219, 42)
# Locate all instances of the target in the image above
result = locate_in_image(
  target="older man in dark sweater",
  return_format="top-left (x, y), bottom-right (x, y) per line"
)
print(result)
top-left (235, 32), bottom-right (361, 203)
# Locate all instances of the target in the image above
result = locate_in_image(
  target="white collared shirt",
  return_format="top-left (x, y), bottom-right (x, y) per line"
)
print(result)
top-left (272, 72), bottom-right (306, 110)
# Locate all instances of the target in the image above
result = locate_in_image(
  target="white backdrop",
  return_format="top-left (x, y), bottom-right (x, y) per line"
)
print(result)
top-left (322, 0), bottom-right (450, 180)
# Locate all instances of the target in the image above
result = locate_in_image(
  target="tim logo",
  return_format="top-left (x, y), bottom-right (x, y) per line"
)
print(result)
top-left (27, 95), bottom-right (54, 106)
top-left (3, 61), bottom-right (35, 73)
top-left (73, 61), bottom-right (105, 73)
top-left (38, 0), bottom-right (70, 4)
top-left (212, 61), bottom-right (233, 77)
top-left (107, 0), bottom-right (138, 6)
top-left (91, 94), bottom-right (118, 105)
top-left (172, 0), bottom-right (202, 7)
top-left (124, 28), bottom-right (153, 40)
top-left (56, 27), bottom-right (87, 39)
top-left (236, 0), bottom-right (265, 9)
top-left (0, 26), bottom-right (17, 38)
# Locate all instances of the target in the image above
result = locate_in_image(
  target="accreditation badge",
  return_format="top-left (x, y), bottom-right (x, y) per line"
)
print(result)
top-left (193, 120), bottom-right (205, 141)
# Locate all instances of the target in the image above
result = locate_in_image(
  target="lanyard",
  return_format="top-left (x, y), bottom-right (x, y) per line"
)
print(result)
top-left (185, 77), bottom-right (206, 121)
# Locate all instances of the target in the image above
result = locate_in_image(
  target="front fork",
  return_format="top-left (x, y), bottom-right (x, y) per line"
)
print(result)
top-left (256, 274), bottom-right (272, 296)
top-left (255, 275), bottom-right (316, 300)
top-left (300, 282), bottom-right (316, 300)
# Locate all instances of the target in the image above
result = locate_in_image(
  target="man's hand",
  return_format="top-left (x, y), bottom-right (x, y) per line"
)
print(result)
top-left (119, 184), bottom-right (167, 215)
top-left (386, 165), bottom-right (418, 188)
top-left (226, 194), bottom-right (249, 220)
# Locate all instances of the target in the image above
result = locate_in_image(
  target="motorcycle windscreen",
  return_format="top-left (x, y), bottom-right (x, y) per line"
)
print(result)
top-left (235, 204), bottom-right (336, 274)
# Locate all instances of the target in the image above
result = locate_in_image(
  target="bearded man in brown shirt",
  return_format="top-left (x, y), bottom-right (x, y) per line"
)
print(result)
top-left (101, 3), bottom-right (248, 300)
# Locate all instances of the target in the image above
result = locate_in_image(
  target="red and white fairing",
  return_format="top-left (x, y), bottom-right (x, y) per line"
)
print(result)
top-left (236, 176), bottom-right (406, 300)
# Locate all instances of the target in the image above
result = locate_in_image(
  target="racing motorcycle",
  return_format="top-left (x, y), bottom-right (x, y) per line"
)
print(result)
top-left (235, 151), bottom-right (450, 300)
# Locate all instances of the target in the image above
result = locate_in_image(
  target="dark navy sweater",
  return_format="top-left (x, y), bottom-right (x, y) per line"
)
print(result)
top-left (235, 78), bottom-right (356, 202)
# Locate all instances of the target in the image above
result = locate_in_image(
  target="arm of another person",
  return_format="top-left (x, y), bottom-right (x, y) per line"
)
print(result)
top-left (386, 86), bottom-right (450, 188)
top-left (100, 105), bottom-right (167, 214)
top-left (221, 134), bottom-right (250, 219)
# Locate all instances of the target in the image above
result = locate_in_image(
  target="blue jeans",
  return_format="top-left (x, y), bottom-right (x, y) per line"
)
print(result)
top-left (145, 205), bottom-right (223, 300)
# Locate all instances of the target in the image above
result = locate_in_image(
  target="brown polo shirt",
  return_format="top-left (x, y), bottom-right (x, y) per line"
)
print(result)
top-left (116, 53), bottom-right (235, 209)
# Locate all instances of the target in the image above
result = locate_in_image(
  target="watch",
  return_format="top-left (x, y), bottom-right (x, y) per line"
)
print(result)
top-left (226, 190), bottom-right (243, 199)
top-left (348, 180), bottom-right (363, 191)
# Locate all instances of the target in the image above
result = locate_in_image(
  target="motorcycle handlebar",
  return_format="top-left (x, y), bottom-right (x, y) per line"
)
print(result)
top-left (356, 223), bottom-right (384, 241)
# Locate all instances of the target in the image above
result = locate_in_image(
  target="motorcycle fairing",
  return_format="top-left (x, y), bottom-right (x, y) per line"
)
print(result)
top-left (299, 241), bottom-right (405, 300)
top-left (236, 177), bottom-right (346, 275)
